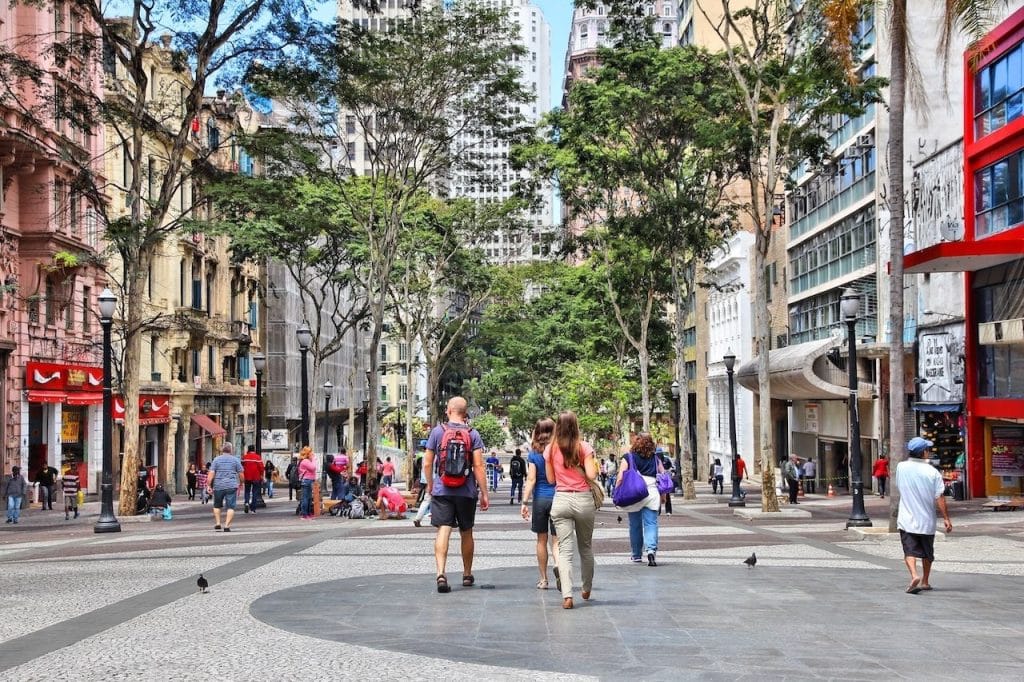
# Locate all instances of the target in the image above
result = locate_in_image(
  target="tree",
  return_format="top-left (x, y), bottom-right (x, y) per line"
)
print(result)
top-left (703, 0), bottom-right (884, 511)
top-left (246, 4), bottom-right (531, 477)
top-left (552, 359), bottom-right (640, 445)
top-left (4, 0), bottom-right (312, 515)
top-left (469, 412), bottom-right (505, 451)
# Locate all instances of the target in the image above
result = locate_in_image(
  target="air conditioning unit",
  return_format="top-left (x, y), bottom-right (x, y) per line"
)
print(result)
top-left (978, 318), bottom-right (1024, 345)
top-left (857, 134), bottom-right (872, 147)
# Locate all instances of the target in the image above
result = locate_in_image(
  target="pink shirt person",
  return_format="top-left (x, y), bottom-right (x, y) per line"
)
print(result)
top-left (545, 441), bottom-right (596, 492)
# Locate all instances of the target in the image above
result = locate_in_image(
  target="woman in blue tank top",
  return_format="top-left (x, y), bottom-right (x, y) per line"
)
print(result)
top-left (520, 417), bottom-right (560, 590)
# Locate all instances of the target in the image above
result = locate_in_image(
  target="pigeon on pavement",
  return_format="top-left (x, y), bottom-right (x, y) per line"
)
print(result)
top-left (617, 515), bottom-right (622, 523)
top-left (197, 574), bottom-right (209, 593)
top-left (743, 553), bottom-right (757, 569)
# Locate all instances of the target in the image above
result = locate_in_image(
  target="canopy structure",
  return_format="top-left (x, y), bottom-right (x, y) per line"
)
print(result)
top-left (190, 413), bottom-right (226, 437)
top-left (736, 337), bottom-right (875, 401)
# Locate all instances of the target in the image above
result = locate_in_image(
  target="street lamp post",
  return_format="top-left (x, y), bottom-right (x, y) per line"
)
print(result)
top-left (670, 381), bottom-right (683, 483)
top-left (296, 322), bottom-right (312, 448)
top-left (842, 288), bottom-right (872, 528)
top-left (94, 289), bottom-right (121, 533)
top-left (252, 352), bottom-right (266, 510)
top-left (362, 369), bottom-right (370, 457)
top-left (396, 402), bottom-right (404, 451)
top-left (723, 350), bottom-right (745, 508)
top-left (322, 380), bottom-right (332, 490)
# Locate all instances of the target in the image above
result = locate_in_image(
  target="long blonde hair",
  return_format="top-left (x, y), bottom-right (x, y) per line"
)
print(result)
top-left (531, 418), bottom-right (555, 453)
top-left (299, 446), bottom-right (313, 460)
top-left (554, 411), bottom-right (582, 469)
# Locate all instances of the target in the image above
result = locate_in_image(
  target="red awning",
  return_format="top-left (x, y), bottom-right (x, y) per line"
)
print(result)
top-left (904, 240), bottom-right (1024, 274)
top-left (190, 413), bottom-right (226, 437)
top-left (27, 389), bottom-right (67, 404)
top-left (65, 392), bottom-right (103, 406)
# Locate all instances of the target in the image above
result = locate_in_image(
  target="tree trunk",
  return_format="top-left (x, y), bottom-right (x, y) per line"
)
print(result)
top-left (638, 345), bottom-right (650, 432)
top-left (671, 257), bottom-right (696, 500)
top-left (116, 249), bottom-right (149, 516)
top-left (887, 0), bottom-right (908, 531)
top-left (754, 234), bottom-right (779, 512)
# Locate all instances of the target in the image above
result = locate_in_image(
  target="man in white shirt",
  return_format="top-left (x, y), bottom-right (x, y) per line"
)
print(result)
top-left (895, 437), bottom-right (953, 594)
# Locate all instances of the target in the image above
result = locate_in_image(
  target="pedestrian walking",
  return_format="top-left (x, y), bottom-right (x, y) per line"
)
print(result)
top-left (657, 447), bottom-right (674, 515)
top-left (412, 455), bottom-right (431, 527)
top-left (604, 454), bottom-right (617, 494)
top-left (298, 446), bottom-right (317, 519)
top-left (423, 396), bottom-right (488, 593)
top-left (62, 464), bottom-right (80, 520)
top-left (508, 448), bottom-right (526, 505)
top-left (263, 459), bottom-right (276, 498)
top-left (896, 437), bottom-right (952, 594)
top-left (4, 465), bottom-right (27, 524)
top-left (873, 454), bottom-right (890, 498)
top-left (733, 454), bottom-right (748, 499)
top-left (196, 463), bottom-right (210, 504)
top-left (242, 445), bottom-right (264, 513)
top-left (186, 463), bottom-right (198, 501)
top-left (711, 458), bottom-right (724, 494)
top-left (545, 411), bottom-right (599, 610)
top-left (784, 454), bottom-right (801, 504)
top-left (616, 432), bottom-right (662, 567)
top-left (521, 418), bottom-right (559, 590)
top-left (35, 463), bottom-right (58, 510)
top-left (380, 457), bottom-right (396, 487)
top-left (485, 451), bottom-right (500, 492)
top-left (207, 444), bottom-right (243, 532)
top-left (802, 458), bottom-right (817, 494)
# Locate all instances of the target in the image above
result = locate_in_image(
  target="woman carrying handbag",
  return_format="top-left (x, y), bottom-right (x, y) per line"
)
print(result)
top-left (615, 432), bottom-right (662, 567)
top-left (545, 411), bottom-right (599, 610)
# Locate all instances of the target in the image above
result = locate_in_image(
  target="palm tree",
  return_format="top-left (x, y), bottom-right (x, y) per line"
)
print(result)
top-left (825, 0), bottom-right (1001, 530)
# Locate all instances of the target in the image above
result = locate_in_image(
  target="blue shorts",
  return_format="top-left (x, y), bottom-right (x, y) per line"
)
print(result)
top-left (213, 489), bottom-right (237, 510)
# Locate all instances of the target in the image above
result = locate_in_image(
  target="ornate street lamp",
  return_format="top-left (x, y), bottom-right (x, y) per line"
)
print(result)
top-left (322, 380), bottom-right (333, 489)
top-left (723, 350), bottom-right (745, 508)
top-left (253, 353), bottom-right (265, 458)
top-left (296, 322), bottom-right (312, 447)
top-left (842, 288), bottom-right (872, 528)
top-left (670, 380), bottom-right (684, 483)
top-left (362, 369), bottom-right (370, 456)
top-left (95, 289), bottom-right (121, 533)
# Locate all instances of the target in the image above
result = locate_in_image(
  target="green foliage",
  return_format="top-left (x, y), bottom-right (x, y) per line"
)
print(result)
top-left (552, 360), bottom-right (639, 443)
top-left (469, 412), bottom-right (506, 451)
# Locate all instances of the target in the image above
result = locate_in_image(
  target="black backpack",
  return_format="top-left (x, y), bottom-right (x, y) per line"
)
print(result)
top-left (509, 457), bottom-right (524, 479)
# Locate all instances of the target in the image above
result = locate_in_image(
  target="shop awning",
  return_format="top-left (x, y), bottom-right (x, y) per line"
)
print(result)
top-left (189, 413), bottom-right (226, 437)
top-left (26, 389), bottom-right (67, 404)
top-left (912, 402), bottom-right (962, 412)
top-left (904, 240), bottom-right (1024, 274)
top-left (65, 392), bottom-right (103, 406)
top-left (736, 337), bottom-right (875, 401)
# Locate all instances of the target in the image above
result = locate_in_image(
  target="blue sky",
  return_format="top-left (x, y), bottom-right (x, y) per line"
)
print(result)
top-left (311, 1), bottom-right (572, 110)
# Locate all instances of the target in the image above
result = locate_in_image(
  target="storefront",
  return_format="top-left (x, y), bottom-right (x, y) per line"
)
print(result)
top-left (913, 324), bottom-right (967, 497)
top-left (114, 394), bottom-right (171, 489)
top-left (904, 5), bottom-right (1024, 498)
top-left (23, 361), bottom-right (103, 490)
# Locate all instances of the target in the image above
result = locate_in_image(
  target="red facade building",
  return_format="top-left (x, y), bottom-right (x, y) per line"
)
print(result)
top-left (906, 6), bottom-right (1024, 498)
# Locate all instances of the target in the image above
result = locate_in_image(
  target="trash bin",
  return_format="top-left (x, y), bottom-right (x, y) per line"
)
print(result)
top-left (952, 480), bottom-right (966, 501)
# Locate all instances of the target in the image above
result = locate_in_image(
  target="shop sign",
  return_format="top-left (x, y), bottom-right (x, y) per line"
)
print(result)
top-left (26, 361), bottom-right (103, 391)
top-left (61, 409), bottom-right (82, 442)
top-left (261, 429), bottom-right (289, 449)
top-left (113, 394), bottom-right (172, 425)
top-left (991, 426), bottom-right (1024, 477)
top-left (805, 403), bottom-right (819, 433)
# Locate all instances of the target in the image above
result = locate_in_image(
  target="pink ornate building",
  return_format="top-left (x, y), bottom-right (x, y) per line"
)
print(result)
top-left (1, 3), bottom-right (108, 488)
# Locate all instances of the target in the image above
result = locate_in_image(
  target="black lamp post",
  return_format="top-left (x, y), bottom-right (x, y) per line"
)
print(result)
top-left (95, 289), bottom-right (121, 533)
top-left (396, 401), bottom-right (405, 451)
top-left (723, 349), bottom-right (745, 508)
top-left (253, 352), bottom-right (266, 508)
top-left (362, 370), bottom-right (370, 456)
top-left (296, 322), bottom-right (312, 447)
top-left (842, 288), bottom-right (872, 528)
top-left (322, 380), bottom-right (332, 489)
top-left (670, 380), bottom-right (683, 483)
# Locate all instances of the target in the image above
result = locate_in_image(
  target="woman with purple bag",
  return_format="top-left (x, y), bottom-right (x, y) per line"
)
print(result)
top-left (615, 432), bottom-right (662, 567)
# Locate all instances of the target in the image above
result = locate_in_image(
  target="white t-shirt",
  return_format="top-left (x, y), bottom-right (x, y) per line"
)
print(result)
top-left (895, 458), bottom-right (945, 534)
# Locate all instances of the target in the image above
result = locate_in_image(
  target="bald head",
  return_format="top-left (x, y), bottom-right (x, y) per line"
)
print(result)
top-left (446, 396), bottom-right (468, 420)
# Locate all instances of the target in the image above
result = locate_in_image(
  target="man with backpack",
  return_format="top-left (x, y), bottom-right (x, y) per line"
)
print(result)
top-left (508, 449), bottom-right (526, 505)
top-left (285, 455), bottom-right (300, 501)
top-left (423, 396), bottom-right (488, 593)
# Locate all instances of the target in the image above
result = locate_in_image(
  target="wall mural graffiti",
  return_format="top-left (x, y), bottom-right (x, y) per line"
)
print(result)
top-left (911, 141), bottom-right (964, 248)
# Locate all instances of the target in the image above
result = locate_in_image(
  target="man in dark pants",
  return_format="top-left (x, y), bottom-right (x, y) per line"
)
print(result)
top-left (508, 449), bottom-right (526, 505)
top-left (35, 464), bottom-right (59, 510)
top-left (285, 455), bottom-right (299, 501)
top-left (896, 437), bottom-right (952, 593)
top-left (784, 454), bottom-right (800, 504)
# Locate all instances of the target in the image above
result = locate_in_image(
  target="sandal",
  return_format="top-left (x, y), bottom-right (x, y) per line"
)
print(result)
top-left (436, 575), bottom-right (451, 593)
top-left (536, 579), bottom-right (548, 590)
top-left (462, 574), bottom-right (475, 587)
top-left (562, 597), bottom-right (574, 609)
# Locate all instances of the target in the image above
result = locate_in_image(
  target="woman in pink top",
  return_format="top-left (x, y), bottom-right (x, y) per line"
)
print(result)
top-left (298, 447), bottom-right (317, 519)
top-left (544, 411), bottom-right (599, 610)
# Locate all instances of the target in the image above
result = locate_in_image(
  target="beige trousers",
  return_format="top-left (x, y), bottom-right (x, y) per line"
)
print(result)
top-left (551, 491), bottom-right (596, 599)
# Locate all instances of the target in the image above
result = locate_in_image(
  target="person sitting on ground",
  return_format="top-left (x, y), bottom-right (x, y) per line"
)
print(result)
top-left (376, 485), bottom-right (408, 519)
top-left (148, 484), bottom-right (173, 513)
top-left (344, 476), bottom-right (360, 502)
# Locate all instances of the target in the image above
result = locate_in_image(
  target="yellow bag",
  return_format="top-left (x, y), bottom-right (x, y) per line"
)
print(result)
top-left (77, 489), bottom-right (85, 506)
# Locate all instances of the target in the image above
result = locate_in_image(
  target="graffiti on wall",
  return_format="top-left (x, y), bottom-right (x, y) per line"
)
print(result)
top-left (917, 327), bottom-right (966, 403)
top-left (911, 141), bottom-right (964, 248)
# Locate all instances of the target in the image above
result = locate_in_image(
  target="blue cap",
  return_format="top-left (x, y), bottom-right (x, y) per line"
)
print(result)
top-left (907, 437), bottom-right (933, 453)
